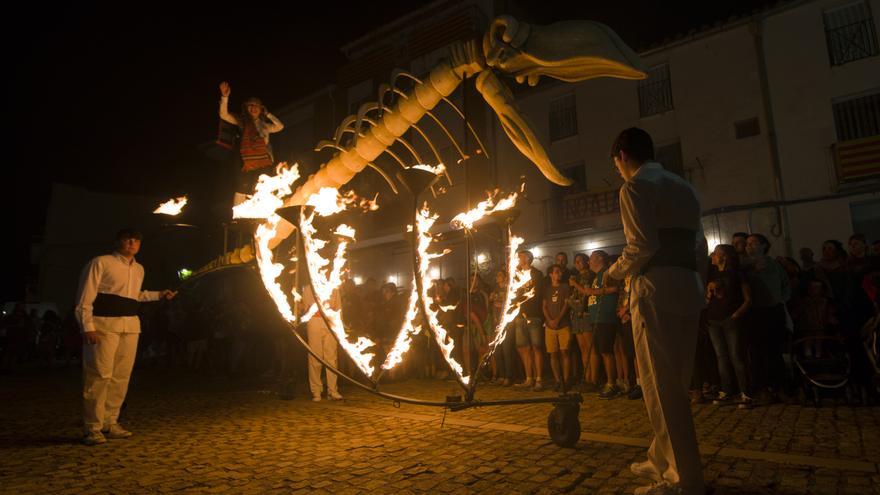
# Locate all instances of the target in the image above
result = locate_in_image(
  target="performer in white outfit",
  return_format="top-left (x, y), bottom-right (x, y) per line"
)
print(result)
top-left (75, 229), bottom-right (176, 445)
top-left (605, 128), bottom-right (707, 495)
top-left (301, 285), bottom-right (343, 402)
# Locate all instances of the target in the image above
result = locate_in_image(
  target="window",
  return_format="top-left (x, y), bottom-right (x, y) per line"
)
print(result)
top-left (549, 93), bottom-right (578, 141)
top-left (638, 64), bottom-right (674, 117)
top-left (833, 92), bottom-right (880, 141)
top-left (734, 117), bottom-right (761, 139)
top-left (824, 1), bottom-right (879, 66)
top-left (655, 141), bottom-right (684, 177)
top-left (551, 161), bottom-right (586, 197)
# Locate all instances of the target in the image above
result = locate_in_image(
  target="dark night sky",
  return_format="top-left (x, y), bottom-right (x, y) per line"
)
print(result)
top-left (7, 0), bottom-right (776, 301)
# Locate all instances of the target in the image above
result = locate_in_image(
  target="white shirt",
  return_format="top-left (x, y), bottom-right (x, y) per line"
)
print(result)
top-left (75, 252), bottom-right (161, 334)
top-left (608, 162), bottom-right (707, 315)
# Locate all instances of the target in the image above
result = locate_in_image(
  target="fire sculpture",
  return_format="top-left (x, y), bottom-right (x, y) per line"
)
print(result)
top-left (193, 15), bottom-right (646, 447)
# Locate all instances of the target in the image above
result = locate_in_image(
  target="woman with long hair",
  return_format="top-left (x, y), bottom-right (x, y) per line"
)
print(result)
top-left (218, 81), bottom-right (284, 204)
top-left (705, 244), bottom-right (752, 408)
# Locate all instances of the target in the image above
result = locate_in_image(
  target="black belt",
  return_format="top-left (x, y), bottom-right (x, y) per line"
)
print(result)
top-left (93, 293), bottom-right (139, 317)
top-left (641, 228), bottom-right (698, 274)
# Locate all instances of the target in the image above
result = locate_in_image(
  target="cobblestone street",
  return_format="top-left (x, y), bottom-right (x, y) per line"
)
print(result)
top-left (1, 367), bottom-right (879, 494)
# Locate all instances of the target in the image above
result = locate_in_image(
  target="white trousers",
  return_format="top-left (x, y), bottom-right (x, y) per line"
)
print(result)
top-left (307, 321), bottom-right (339, 398)
top-left (82, 332), bottom-right (139, 433)
top-left (631, 274), bottom-right (705, 495)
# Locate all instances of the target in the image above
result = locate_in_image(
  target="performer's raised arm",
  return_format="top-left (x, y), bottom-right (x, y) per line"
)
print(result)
top-left (219, 81), bottom-right (240, 126)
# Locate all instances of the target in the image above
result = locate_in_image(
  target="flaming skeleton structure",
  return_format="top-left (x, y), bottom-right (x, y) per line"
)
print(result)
top-left (212, 15), bottom-right (645, 408)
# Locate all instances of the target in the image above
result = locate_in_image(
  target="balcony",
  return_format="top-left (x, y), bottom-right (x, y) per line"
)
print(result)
top-left (543, 189), bottom-right (621, 235)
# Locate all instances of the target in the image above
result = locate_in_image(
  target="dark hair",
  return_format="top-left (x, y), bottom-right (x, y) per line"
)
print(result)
top-left (573, 252), bottom-right (588, 267)
top-left (590, 250), bottom-right (609, 262)
top-left (715, 244), bottom-right (739, 271)
top-left (823, 239), bottom-right (847, 260)
top-left (517, 249), bottom-right (534, 264)
top-left (732, 232), bottom-right (749, 240)
top-left (610, 127), bottom-right (654, 163)
top-left (548, 264), bottom-right (563, 275)
top-left (748, 233), bottom-right (771, 252)
top-left (555, 251), bottom-right (568, 261)
top-left (850, 233), bottom-right (866, 243)
top-left (115, 228), bottom-right (142, 242)
top-left (381, 282), bottom-right (397, 293)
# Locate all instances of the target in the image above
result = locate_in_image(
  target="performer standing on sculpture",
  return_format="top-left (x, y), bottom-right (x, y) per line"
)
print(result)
top-left (606, 128), bottom-right (706, 495)
top-left (218, 81), bottom-right (284, 204)
top-left (75, 229), bottom-right (176, 446)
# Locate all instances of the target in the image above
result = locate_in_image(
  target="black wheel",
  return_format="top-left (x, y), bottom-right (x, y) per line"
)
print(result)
top-left (547, 403), bottom-right (581, 448)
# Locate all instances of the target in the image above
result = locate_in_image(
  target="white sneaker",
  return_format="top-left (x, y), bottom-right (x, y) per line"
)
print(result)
top-left (328, 392), bottom-right (343, 401)
top-left (83, 431), bottom-right (107, 446)
top-left (634, 481), bottom-right (682, 495)
top-left (102, 424), bottom-right (133, 439)
top-left (312, 396), bottom-right (322, 402)
top-left (630, 460), bottom-right (662, 482)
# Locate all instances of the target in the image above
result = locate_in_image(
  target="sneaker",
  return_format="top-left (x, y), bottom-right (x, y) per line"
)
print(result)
top-left (627, 385), bottom-right (643, 400)
top-left (83, 431), bottom-right (107, 446)
top-left (312, 396), bottom-right (322, 402)
top-left (712, 391), bottom-right (731, 405)
top-left (328, 392), bottom-right (343, 401)
top-left (598, 384), bottom-right (618, 400)
top-left (533, 379), bottom-right (545, 392)
top-left (736, 394), bottom-right (753, 410)
top-left (514, 378), bottom-right (534, 388)
top-left (501, 378), bottom-right (513, 387)
top-left (102, 424), bottom-right (132, 439)
top-left (630, 460), bottom-right (662, 482)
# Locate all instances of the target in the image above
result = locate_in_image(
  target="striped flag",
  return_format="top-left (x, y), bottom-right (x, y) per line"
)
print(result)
top-left (836, 134), bottom-right (880, 182)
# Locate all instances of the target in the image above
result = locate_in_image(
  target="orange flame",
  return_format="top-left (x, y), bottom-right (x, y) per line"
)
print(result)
top-left (153, 196), bottom-right (187, 215)
top-left (450, 190), bottom-right (518, 231)
top-left (233, 163), bottom-right (300, 219)
top-left (300, 190), bottom-right (376, 377)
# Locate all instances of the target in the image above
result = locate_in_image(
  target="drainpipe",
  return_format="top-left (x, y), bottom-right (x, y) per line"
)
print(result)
top-left (751, 17), bottom-right (793, 256)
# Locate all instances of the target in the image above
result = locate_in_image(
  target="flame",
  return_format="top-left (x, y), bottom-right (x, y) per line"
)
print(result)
top-left (414, 204), bottom-right (468, 384)
top-left (154, 196), bottom-right (187, 215)
top-left (253, 214), bottom-right (296, 322)
top-left (413, 163), bottom-right (446, 176)
top-left (486, 231), bottom-right (532, 350)
top-left (300, 192), bottom-right (376, 377)
top-left (450, 190), bottom-right (518, 231)
top-left (233, 163), bottom-right (300, 219)
top-left (380, 280), bottom-right (421, 371)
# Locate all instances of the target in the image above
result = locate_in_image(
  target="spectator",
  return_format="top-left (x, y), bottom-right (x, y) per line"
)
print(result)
top-left (799, 247), bottom-right (816, 271)
top-left (617, 274), bottom-right (642, 400)
top-left (467, 273), bottom-right (492, 379)
top-left (491, 270), bottom-right (518, 386)
top-left (792, 279), bottom-right (838, 358)
top-left (376, 283), bottom-right (405, 380)
top-left (732, 232), bottom-right (749, 264)
top-left (568, 253), bottom-right (597, 391)
top-left (514, 249), bottom-right (546, 391)
top-left (705, 245), bottom-right (752, 408)
top-left (543, 265), bottom-right (572, 391)
top-left (548, 252), bottom-right (573, 283)
top-left (587, 250), bottom-right (621, 399)
top-left (743, 233), bottom-right (791, 403)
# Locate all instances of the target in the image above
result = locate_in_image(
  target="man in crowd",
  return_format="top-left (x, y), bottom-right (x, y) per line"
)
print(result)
top-left (732, 232), bottom-right (748, 264)
top-left (606, 127), bottom-right (706, 495)
top-left (75, 229), bottom-right (176, 446)
top-left (543, 264), bottom-right (572, 391)
top-left (514, 249), bottom-right (546, 391)
top-left (744, 233), bottom-right (791, 404)
top-left (587, 250), bottom-right (621, 399)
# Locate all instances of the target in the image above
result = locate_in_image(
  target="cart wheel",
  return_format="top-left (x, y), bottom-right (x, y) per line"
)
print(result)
top-left (547, 403), bottom-right (581, 448)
